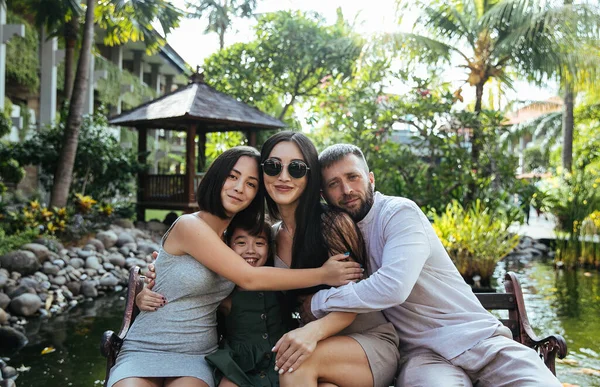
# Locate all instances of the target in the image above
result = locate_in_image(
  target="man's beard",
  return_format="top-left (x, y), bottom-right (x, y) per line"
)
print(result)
top-left (340, 182), bottom-right (374, 222)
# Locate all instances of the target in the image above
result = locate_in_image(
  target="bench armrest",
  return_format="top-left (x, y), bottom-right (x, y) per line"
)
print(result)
top-left (100, 266), bottom-right (145, 386)
top-left (504, 272), bottom-right (568, 375)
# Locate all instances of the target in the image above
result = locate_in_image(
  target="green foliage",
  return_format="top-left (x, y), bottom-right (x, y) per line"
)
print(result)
top-left (0, 228), bottom-right (41, 256)
top-left (8, 113), bottom-right (146, 201)
top-left (203, 10), bottom-right (363, 124)
top-left (0, 100), bottom-right (26, 195)
top-left (95, 56), bottom-right (157, 110)
top-left (310, 73), bottom-right (523, 216)
top-left (432, 200), bottom-right (520, 287)
top-left (523, 145), bottom-right (551, 173)
top-left (205, 131), bottom-right (247, 168)
top-left (5, 11), bottom-right (40, 92)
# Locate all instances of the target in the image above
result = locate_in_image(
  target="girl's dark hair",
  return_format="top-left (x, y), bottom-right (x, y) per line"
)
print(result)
top-left (260, 131), bottom-right (328, 273)
top-left (225, 217), bottom-right (273, 263)
top-left (196, 146), bottom-right (264, 233)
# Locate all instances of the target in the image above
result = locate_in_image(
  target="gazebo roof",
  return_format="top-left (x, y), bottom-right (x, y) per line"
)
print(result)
top-left (108, 74), bottom-right (285, 131)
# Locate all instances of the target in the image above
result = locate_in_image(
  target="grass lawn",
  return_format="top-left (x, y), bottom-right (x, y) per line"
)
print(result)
top-left (145, 209), bottom-right (182, 222)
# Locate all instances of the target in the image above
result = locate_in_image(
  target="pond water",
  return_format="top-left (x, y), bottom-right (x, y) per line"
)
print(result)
top-left (5, 259), bottom-right (600, 387)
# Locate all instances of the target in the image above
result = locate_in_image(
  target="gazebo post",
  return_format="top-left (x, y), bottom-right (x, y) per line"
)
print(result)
top-left (185, 124), bottom-right (197, 211)
top-left (197, 131), bottom-right (206, 173)
top-left (246, 129), bottom-right (257, 147)
top-left (137, 127), bottom-right (148, 221)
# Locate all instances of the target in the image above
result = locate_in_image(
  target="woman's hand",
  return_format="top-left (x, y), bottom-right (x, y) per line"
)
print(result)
top-left (272, 323), bottom-right (320, 374)
top-left (321, 253), bottom-right (363, 286)
top-left (135, 279), bottom-right (166, 311)
top-left (141, 251), bottom-right (159, 284)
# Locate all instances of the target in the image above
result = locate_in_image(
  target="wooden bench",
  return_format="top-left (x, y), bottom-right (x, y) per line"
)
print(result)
top-left (474, 272), bottom-right (567, 375)
top-left (100, 269), bottom-right (567, 386)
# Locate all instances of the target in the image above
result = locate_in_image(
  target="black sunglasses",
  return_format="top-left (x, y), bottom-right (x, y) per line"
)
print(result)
top-left (261, 158), bottom-right (310, 179)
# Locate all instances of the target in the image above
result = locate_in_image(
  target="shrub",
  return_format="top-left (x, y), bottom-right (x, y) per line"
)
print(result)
top-left (432, 200), bottom-right (520, 287)
top-left (0, 228), bottom-right (41, 256)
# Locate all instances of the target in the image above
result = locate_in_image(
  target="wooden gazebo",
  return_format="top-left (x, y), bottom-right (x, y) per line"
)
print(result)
top-left (109, 73), bottom-right (285, 220)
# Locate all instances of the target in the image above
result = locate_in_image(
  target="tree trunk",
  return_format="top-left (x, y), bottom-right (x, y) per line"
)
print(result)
top-left (63, 17), bottom-right (79, 104)
top-left (219, 28), bottom-right (225, 50)
top-left (50, 0), bottom-right (95, 208)
top-left (466, 81), bottom-right (485, 204)
top-left (562, 83), bottom-right (574, 173)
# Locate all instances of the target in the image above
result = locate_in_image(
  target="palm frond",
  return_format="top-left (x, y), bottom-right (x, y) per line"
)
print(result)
top-left (388, 32), bottom-right (469, 64)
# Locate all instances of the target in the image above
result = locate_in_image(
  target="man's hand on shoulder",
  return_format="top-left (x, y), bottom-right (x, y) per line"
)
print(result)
top-left (298, 294), bottom-right (317, 324)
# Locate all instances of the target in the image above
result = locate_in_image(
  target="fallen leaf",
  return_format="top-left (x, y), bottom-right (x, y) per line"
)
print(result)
top-left (558, 358), bottom-right (579, 366)
top-left (41, 346), bottom-right (56, 355)
top-left (16, 364), bottom-right (31, 372)
top-left (575, 368), bottom-right (600, 377)
top-left (561, 383), bottom-right (580, 387)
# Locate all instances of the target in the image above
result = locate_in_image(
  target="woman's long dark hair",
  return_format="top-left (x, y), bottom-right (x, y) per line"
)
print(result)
top-left (261, 132), bottom-right (328, 273)
top-left (261, 132), bottom-right (367, 299)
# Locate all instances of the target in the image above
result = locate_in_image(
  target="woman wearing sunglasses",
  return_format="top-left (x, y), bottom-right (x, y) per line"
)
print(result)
top-left (261, 131), bottom-right (400, 387)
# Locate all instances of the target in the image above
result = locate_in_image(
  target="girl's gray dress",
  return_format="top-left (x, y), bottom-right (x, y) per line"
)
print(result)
top-left (107, 218), bottom-right (235, 387)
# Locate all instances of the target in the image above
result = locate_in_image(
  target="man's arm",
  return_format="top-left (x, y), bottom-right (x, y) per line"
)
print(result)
top-left (310, 201), bottom-right (432, 318)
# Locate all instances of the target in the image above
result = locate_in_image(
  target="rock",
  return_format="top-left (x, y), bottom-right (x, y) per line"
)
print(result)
top-left (82, 244), bottom-right (97, 252)
top-left (69, 258), bottom-right (85, 269)
top-left (125, 258), bottom-right (147, 269)
top-left (19, 277), bottom-right (40, 291)
top-left (96, 230), bottom-right (118, 249)
top-left (107, 253), bottom-right (126, 268)
top-left (34, 271), bottom-right (49, 282)
top-left (86, 238), bottom-right (106, 252)
top-left (21, 243), bottom-right (50, 262)
top-left (146, 220), bottom-right (167, 233)
top-left (0, 327), bottom-right (28, 352)
top-left (0, 250), bottom-right (40, 275)
top-left (42, 261), bottom-right (60, 276)
top-left (0, 308), bottom-right (8, 324)
top-left (50, 276), bottom-right (67, 286)
top-left (1, 366), bottom-right (16, 379)
top-left (85, 256), bottom-right (102, 271)
top-left (9, 293), bottom-right (42, 316)
top-left (118, 246), bottom-right (131, 256)
top-left (532, 242), bottom-right (549, 252)
top-left (81, 280), bottom-right (98, 298)
top-left (0, 293), bottom-right (10, 310)
top-left (548, 251), bottom-right (556, 258)
top-left (114, 218), bottom-right (135, 229)
top-left (129, 228), bottom-right (147, 240)
top-left (137, 241), bottom-right (160, 256)
top-left (66, 281), bottom-right (81, 296)
top-left (7, 284), bottom-right (36, 299)
top-left (103, 262), bottom-right (115, 271)
top-left (53, 259), bottom-right (66, 268)
top-left (116, 232), bottom-right (135, 247)
top-left (99, 274), bottom-right (119, 287)
top-left (0, 274), bottom-right (7, 288)
top-left (2, 379), bottom-right (18, 387)
top-left (522, 247), bottom-right (543, 257)
top-left (77, 249), bottom-right (95, 259)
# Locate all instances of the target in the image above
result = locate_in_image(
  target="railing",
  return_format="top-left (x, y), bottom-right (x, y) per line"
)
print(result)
top-left (141, 174), bottom-right (205, 204)
top-left (143, 175), bottom-right (186, 203)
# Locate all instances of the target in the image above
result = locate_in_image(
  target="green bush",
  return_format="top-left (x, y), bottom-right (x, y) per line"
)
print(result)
top-left (0, 228), bottom-right (40, 256)
top-left (9, 113), bottom-right (146, 201)
top-left (432, 200), bottom-right (520, 287)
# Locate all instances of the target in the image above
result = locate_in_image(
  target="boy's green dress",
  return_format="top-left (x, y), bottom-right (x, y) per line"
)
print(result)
top-left (207, 289), bottom-right (293, 387)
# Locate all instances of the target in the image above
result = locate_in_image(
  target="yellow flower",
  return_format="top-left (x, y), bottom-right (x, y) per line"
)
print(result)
top-left (56, 207), bottom-right (68, 218)
top-left (47, 222), bottom-right (57, 234)
top-left (75, 194), bottom-right (97, 213)
top-left (29, 200), bottom-right (40, 210)
top-left (23, 210), bottom-right (34, 219)
top-left (41, 208), bottom-right (53, 220)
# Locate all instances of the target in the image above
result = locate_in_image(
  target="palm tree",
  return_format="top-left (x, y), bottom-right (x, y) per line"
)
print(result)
top-left (393, 0), bottom-right (593, 175)
top-left (50, 0), bottom-right (94, 208)
top-left (49, 0), bottom-right (182, 207)
top-left (186, 0), bottom-right (258, 50)
top-left (17, 0), bottom-right (181, 105)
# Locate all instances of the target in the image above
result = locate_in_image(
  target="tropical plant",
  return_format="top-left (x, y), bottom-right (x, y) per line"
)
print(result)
top-left (186, 0), bottom-right (258, 50)
top-left (9, 113), bottom-right (145, 202)
top-left (432, 200), bottom-right (520, 287)
top-left (393, 0), bottom-right (596, 183)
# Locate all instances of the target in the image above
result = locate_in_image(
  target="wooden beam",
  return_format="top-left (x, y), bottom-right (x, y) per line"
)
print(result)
top-left (246, 129), bottom-right (257, 147)
top-left (137, 127), bottom-right (148, 221)
top-left (185, 124), bottom-right (197, 207)
top-left (197, 131), bottom-right (206, 173)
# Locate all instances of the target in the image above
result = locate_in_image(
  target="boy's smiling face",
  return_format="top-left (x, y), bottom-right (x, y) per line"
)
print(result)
top-left (229, 228), bottom-right (269, 267)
